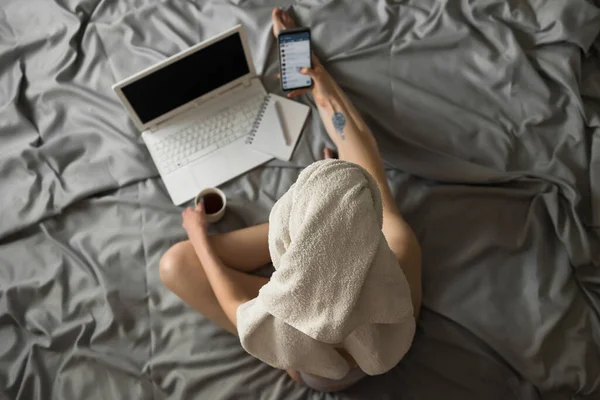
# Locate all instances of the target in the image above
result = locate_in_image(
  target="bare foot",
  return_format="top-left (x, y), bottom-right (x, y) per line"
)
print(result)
top-left (272, 8), bottom-right (297, 38)
top-left (323, 147), bottom-right (337, 159)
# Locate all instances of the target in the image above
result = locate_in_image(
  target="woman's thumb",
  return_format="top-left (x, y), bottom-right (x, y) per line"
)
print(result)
top-left (298, 66), bottom-right (316, 78)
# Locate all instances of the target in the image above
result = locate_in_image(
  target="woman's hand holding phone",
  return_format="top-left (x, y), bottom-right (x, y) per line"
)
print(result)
top-left (277, 22), bottom-right (340, 112)
top-left (286, 57), bottom-right (337, 108)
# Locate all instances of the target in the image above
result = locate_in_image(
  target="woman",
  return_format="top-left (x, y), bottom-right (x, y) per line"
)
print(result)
top-left (159, 8), bottom-right (422, 392)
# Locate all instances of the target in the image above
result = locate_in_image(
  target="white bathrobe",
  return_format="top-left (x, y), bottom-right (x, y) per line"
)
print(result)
top-left (237, 159), bottom-right (415, 379)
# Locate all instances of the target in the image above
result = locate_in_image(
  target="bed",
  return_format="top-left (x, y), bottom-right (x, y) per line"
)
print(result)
top-left (1, 0), bottom-right (600, 399)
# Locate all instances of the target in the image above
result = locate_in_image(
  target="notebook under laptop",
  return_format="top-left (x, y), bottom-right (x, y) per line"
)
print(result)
top-left (112, 25), bottom-right (273, 205)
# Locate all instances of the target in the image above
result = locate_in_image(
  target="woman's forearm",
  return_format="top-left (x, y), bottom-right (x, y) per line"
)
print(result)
top-left (316, 87), bottom-right (399, 214)
top-left (187, 230), bottom-right (258, 326)
top-left (329, 77), bottom-right (371, 134)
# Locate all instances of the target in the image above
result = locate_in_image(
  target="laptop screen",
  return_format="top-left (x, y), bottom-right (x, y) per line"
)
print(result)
top-left (121, 32), bottom-right (250, 124)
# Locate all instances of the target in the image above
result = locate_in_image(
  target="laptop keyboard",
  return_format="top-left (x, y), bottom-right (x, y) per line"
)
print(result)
top-left (152, 93), bottom-right (265, 174)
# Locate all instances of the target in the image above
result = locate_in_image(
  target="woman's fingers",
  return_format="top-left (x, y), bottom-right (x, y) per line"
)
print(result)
top-left (287, 88), bottom-right (311, 98)
top-left (296, 67), bottom-right (318, 90)
top-left (298, 67), bottom-right (317, 79)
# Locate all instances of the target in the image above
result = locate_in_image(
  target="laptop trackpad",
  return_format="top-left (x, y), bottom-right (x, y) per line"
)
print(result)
top-left (164, 167), bottom-right (198, 205)
top-left (190, 153), bottom-right (231, 189)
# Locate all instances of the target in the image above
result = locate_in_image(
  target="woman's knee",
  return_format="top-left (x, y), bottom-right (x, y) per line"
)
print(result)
top-left (159, 241), bottom-right (192, 288)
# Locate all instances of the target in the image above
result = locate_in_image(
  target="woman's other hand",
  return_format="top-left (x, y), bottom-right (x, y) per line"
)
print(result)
top-left (182, 203), bottom-right (208, 236)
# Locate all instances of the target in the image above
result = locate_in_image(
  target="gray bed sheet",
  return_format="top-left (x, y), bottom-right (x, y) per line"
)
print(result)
top-left (1, 0), bottom-right (600, 399)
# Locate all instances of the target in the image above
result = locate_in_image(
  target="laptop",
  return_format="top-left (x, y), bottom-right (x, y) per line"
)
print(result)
top-left (112, 25), bottom-right (273, 205)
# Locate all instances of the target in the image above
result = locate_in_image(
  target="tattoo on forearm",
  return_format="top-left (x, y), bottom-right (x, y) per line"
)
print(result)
top-left (332, 112), bottom-right (346, 140)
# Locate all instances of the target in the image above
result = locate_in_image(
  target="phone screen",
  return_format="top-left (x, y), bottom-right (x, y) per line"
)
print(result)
top-left (279, 30), bottom-right (312, 91)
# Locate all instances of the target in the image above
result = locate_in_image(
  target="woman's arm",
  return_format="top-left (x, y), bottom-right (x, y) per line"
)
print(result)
top-left (182, 207), bottom-right (267, 327)
top-left (290, 62), bottom-right (398, 214)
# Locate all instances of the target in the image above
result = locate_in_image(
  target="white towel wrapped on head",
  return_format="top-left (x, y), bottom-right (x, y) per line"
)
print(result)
top-left (237, 159), bottom-right (415, 379)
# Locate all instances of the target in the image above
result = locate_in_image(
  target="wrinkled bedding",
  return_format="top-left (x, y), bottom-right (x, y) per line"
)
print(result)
top-left (1, 0), bottom-right (600, 399)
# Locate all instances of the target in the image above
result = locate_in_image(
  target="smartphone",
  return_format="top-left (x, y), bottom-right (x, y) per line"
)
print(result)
top-left (278, 27), bottom-right (312, 92)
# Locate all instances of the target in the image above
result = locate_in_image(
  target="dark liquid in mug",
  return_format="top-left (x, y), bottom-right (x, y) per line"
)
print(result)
top-left (199, 193), bottom-right (224, 214)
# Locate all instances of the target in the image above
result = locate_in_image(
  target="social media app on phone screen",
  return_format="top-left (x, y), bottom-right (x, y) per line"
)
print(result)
top-left (280, 32), bottom-right (311, 91)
